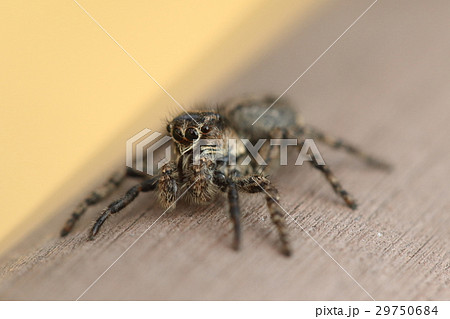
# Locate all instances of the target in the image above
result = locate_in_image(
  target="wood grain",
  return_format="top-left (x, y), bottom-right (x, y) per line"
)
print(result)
top-left (1, 0), bottom-right (449, 300)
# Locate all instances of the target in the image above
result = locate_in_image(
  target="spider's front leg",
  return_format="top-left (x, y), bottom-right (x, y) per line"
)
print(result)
top-left (61, 167), bottom-right (146, 237)
top-left (89, 161), bottom-right (179, 239)
top-left (89, 176), bottom-right (159, 239)
top-left (157, 161), bottom-right (179, 209)
top-left (234, 175), bottom-right (291, 257)
top-left (228, 182), bottom-right (241, 250)
top-left (213, 167), bottom-right (242, 251)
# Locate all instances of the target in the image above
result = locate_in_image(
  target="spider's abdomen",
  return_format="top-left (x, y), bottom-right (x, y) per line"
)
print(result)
top-left (221, 95), bottom-right (299, 140)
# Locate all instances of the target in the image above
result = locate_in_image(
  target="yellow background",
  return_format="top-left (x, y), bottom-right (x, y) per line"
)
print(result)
top-left (0, 0), bottom-right (321, 254)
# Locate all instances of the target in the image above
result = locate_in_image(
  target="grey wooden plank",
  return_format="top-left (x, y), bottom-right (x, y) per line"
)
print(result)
top-left (1, 0), bottom-right (449, 300)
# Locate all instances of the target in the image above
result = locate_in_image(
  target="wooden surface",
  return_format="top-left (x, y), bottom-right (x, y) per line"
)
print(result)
top-left (1, 0), bottom-right (449, 300)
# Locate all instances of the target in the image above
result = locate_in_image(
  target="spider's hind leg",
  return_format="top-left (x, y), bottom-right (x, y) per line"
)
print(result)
top-left (286, 126), bottom-right (358, 210)
top-left (309, 156), bottom-right (358, 209)
top-left (302, 125), bottom-right (391, 170)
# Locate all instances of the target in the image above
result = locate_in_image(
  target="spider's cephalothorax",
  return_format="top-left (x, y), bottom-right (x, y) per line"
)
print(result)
top-left (163, 111), bottom-right (236, 206)
top-left (61, 95), bottom-right (390, 256)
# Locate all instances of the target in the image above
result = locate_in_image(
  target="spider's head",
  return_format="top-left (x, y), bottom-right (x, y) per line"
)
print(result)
top-left (166, 112), bottom-right (225, 154)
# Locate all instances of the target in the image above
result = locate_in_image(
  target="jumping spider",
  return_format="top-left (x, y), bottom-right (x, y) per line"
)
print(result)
top-left (61, 95), bottom-right (390, 256)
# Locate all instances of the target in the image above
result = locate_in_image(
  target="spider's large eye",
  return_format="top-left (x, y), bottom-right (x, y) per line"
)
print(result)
top-left (185, 127), bottom-right (199, 141)
top-left (166, 124), bottom-right (171, 133)
top-left (173, 127), bottom-right (183, 141)
top-left (201, 125), bottom-right (211, 134)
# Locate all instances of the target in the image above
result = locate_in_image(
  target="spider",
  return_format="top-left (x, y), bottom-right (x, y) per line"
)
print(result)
top-left (61, 95), bottom-right (390, 256)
